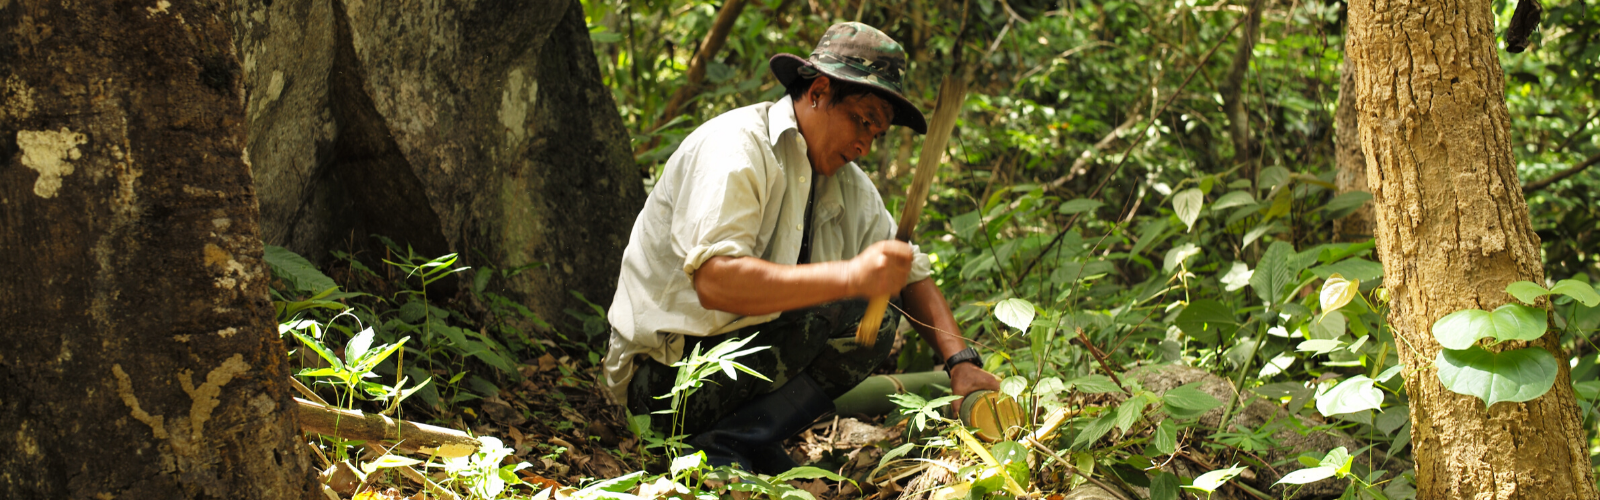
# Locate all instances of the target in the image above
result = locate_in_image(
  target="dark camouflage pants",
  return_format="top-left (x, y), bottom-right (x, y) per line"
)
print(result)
top-left (628, 298), bottom-right (901, 437)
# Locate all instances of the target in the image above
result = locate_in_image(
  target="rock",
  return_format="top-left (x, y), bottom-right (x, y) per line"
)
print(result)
top-left (228, 0), bottom-right (645, 343)
top-left (1127, 364), bottom-right (1412, 499)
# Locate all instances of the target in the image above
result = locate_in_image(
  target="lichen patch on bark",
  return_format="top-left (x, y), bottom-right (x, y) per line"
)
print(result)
top-left (17, 128), bottom-right (88, 199)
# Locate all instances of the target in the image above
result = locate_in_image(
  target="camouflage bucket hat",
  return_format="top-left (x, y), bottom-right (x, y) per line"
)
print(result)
top-left (771, 22), bottom-right (928, 134)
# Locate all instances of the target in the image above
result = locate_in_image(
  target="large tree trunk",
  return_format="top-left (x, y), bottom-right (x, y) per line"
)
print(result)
top-left (0, 1), bottom-right (318, 498)
top-left (1332, 59), bottom-right (1374, 240)
top-left (230, 0), bottom-right (646, 343)
top-left (1347, 0), bottom-right (1597, 497)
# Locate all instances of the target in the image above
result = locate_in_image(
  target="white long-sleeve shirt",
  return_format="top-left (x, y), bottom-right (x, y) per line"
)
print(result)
top-left (603, 96), bottom-right (931, 405)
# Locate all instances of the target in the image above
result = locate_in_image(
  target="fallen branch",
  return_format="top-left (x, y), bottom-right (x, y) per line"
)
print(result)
top-left (1522, 150), bottom-right (1600, 193)
top-left (296, 398), bottom-right (480, 458)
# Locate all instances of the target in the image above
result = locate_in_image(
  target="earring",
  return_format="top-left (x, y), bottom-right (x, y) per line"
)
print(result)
top-left (811, 101), bottom-right (818, 109)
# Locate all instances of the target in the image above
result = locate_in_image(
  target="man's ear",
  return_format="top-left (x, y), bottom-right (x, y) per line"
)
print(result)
top-left (808, 76), bottom-right (833, 106)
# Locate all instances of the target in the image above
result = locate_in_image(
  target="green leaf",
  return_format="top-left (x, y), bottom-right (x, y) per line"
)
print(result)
top-left (1070, 374), bottom-right (1123, 394)
top-left (1174, 188), bottom-right (1204, 232)
top-left (1163, 243), bottom-right (1202, 273)
top-left (1250, 241), bottom-right (1298, 305)
top-left (1153, 419), bottom-right (1177, 455)
top-left (264, 245), bottom-right (337, 294)
top-left (1059, 198), bottom-right (1105, 215)
top-left (1000, 376), bottom-right (1029, 399)
top-left (1175, 299), bottom-right (1238, 345)
top-left (995, 298), bottom-right (1036, 334)
top-left (1072, 413), bottom-right (1117, 449)
top-left (346, 327), bottom-right (376, 364)
top-left (1114, 396), bottom-right (1148, 433)
top-left (1162, 383), bottom-right (1222, 411)
top-left (1551, 279), bottom-right (1600, 307)
top-left (1275, 466), bottom-right (1338, 486)
top-left (1211, 191), bottom-right (1255, 210)
top-left (1436, 346), bottom-right (1559, 407)
top-left (1184, 465), bottom-right (1248, 493)
top-left (1505, 281), bottom-right (1551, 305)
top-left (1431, 304), bottom-right (1548, 350)
top-left (1315, 376), bottom-right (1384, 416)
top-left (773, 466), bottom-right (848, 482)
top-left (1220, 262), bottom-right (1253, 292)
top-left (293, 331), bottom-right (343, 371)
top-left (1297, 338), bottom-right (1346, 355)
top-left (1319, 273), bottom-right (1361, 316)
top-left (1321, 191), bottom-right (1373, 219)
top-left (1149, 472), bottom-right (1180, 500)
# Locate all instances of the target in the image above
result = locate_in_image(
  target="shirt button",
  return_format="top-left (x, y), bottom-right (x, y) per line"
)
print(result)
top-left (796, 224), bottom-right (804, 231)
top-left (800, 176), bottom-right (807, 183)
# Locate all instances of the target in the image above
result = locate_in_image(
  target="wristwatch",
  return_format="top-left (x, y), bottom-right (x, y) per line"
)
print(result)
top-left (944, 347), bottom-right (981, 374)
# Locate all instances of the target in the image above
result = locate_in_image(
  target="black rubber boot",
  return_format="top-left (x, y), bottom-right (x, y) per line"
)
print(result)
top-left (687, 373), bottom-right (833, 474)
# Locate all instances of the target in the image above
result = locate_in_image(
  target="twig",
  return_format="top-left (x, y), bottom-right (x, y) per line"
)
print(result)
top-left (1073, 328), bottom-right (1127, 392)
top-left (1522, 150), bottom-right (1600, 193)
top-left (296, 398), bottom-right (480, 458)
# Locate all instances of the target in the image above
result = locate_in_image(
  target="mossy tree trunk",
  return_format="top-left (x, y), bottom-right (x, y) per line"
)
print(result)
top-left (0, 1), bottom-right (318, 497)
top-left (1347, 0), bottom-right (1598, 496)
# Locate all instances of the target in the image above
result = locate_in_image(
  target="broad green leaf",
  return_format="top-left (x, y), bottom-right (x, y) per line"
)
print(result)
top-left (1264, 190), bottom-right (1292, 219)
top-left (1258, 353), bottom-right (1295, 378)
top-left (1211, 191), bottom-right (1255, 210)
top-left (1505, 281), bottom-right (1551, 305)
top-left (293, 331), bottom-right (343, 371)
top-left (1059, 198), bottom-right (1105, 215)
top-left (1000, 376), bottom-right (1029, 399)
top-left (773, 466), bottom-right (848, 482)
top-left (1319, 446), bottom-right (1353, 473)
top-left (1319, 273), bottom-right (1360, 318)
top-left (264, 245), bottom-right (337, 294)
top-left (1297, 338), bottom-right (1346, 355)
top-left (1250, 241), bottom-right (1298, 305)
top-left (1163, 243), bottom-right (1202, 272)
top-left (1175, 299), bottom-right (1238, 344)
top-left (1153, 419), bottom-right (1177, 455)
top-left (1321, 190), bottom-right (1373, 219)
top-left (1184, 465), bottom-right (1248, 493)
top-left (1242, 224), bottom-right (1274, 249)
top-left (1375, 364), bottom-right (1404, 383)
top-left (1174, 188), bottom-right (1204, 232)
top-left (1309, 258), bottom-right (1385, 283)
top-left (1551, 279), bottom-right (1600, 307)
top-left (1436, 346), bottom-right (1559, 407)
top-left (1072, 413), bottom-right (1117, 449)
top-left (995, 298), bottom-right (1036, 334)
top-left (1275, 466), bottom-right (1337, 486)
top-left (1149, 472), bottom-right (1180, 500)
top-left (346, 327), bottom-right (376, 364)
top-left (1162, 383), bottom-right (1222, 411)
top-left (1114, 396), bottom-right (1149, 433)
top-left (1259, 166), bottom-right (1291, 190)
top-left (1034, 377), bottom-right (1066, 397)
top-left (1309, 311), bottom-right (1346, 340)
top-left (1220, 262), bottom-right (1253, 292)
top-left (1431, 304), bottom-right (1548, 350)
top-left (1316, 376), bottom-right (1384, 416)
top-left (1070, 374), bottom-right (1124, 394)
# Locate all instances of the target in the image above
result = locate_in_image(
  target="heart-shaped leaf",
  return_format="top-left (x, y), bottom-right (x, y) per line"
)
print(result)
top-left (1297, 338), bottom-right (1346, 355)
top-left (1220, 262), bottom-right (1253, 292)
top-left (1316, 375), bottom-right (1384, 416)
top-left (1275, 466), bottom-right (1337, 486)
top-left (1163, 243), bottom-right (1202, 272)
top-left (1175, 299), bottom-right (1239, 344)
top-left (1552, 280), bottom-right (1600, 307)
top-left (1436, 346), bottom-right (1559, 407)
top-left (1505, 281), bottom-right (1551, 305)
top-left (995, 298), bottom-right (1036, 334)
top-left (1174, 188), bottom-right (1204, 232)
top-left (1184, 465), bottom-right (1248, 493)
top-left (1431, 304), bottom-right (1548, 350)
top-left (1319, 273), bottom-right (1360, 318)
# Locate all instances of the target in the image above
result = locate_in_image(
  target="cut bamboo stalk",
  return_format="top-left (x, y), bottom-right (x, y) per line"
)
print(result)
top-left (295, 397), bottom-right (480, 458)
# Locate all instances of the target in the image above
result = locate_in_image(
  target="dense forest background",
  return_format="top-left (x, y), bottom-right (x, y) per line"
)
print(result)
top-left (5, 0), bottom-right (1600, 498)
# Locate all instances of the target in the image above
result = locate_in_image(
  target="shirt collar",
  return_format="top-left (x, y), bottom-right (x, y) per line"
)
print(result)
top-left (768, 95), bottom-right (800, 148)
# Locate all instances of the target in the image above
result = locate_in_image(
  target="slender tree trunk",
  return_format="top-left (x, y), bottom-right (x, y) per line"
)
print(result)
top-left (0, 1), bottom-right (318, 498)
top-left (1347, 0), bottom-right (1597, 496)
top-left (1220, 0), bottom-right (1264, 182)
top-left (1333, 59), bottom-right (1374, 240)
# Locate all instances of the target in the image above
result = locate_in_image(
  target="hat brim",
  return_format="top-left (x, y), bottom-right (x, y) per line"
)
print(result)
top-left (769, 53), bottom-right (928, 135)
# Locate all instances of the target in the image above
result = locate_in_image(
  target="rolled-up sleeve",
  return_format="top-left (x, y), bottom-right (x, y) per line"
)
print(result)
top-left (674, 133), bottom-right (770, 277)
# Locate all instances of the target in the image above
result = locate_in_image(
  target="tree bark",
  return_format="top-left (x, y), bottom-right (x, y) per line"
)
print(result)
top-left (1347, 0), bottom-right (1598, 496)
top-left (1220, 0), bottom-right (1264, 180)
top-left (0, 1), bottom-right (319, 498)
top-left (1332, 59), bottom-right (1374, 240)
top-left (230, 0), bottom-right (646, 343)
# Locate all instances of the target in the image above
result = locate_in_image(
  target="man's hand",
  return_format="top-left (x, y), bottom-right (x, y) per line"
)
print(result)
top-left (949, 362), bottom-right (1000, 397)
top-left (846, 240), bottom-right (914, 298)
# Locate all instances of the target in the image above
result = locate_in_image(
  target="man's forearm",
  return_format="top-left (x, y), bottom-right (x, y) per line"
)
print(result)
top-left (901, 278), bottom-right (969, 360)
top-left (692, 256), bottom-right (855, 316)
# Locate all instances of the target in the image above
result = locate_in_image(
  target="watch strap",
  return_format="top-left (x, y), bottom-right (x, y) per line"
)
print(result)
top-left (944, 347), bottom-right (980, 373)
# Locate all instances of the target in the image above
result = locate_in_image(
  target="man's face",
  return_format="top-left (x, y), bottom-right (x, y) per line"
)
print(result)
top-left (803, 81), bottom-right (894, 176)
